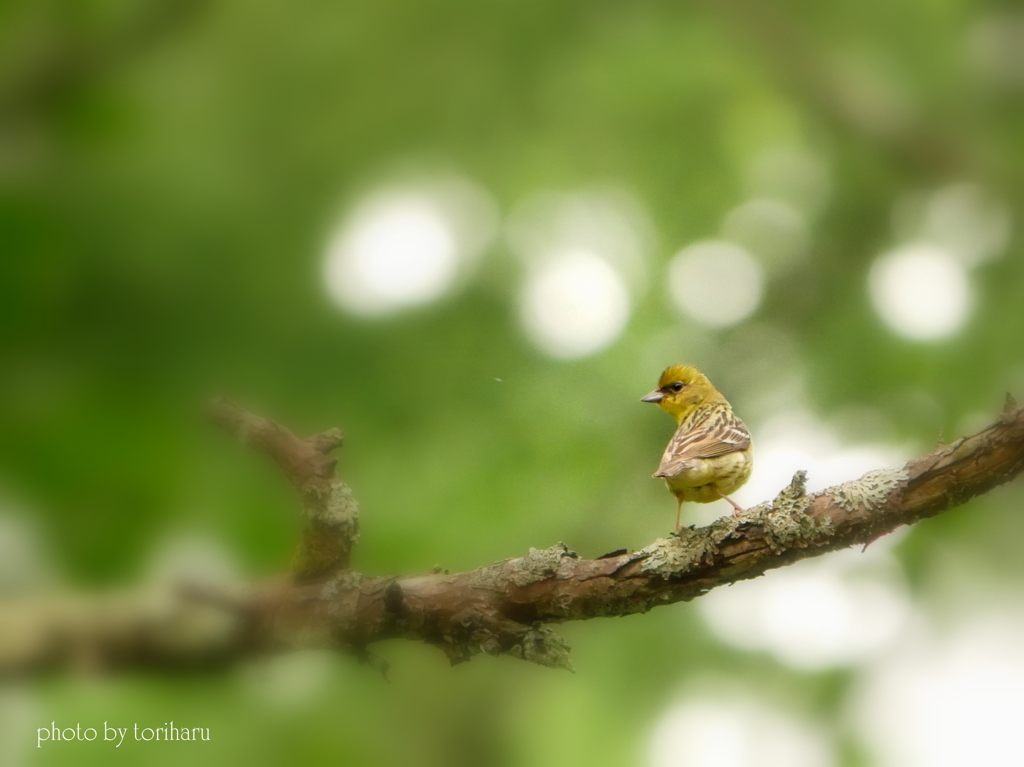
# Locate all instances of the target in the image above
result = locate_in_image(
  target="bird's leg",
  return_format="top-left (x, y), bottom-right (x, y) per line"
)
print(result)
top-left (674, 498), bottom-right (683, 532)
top-left (723, 495), bottom-right (744, 515)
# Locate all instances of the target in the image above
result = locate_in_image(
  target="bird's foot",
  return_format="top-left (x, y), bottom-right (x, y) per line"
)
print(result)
top-left (724, 496), bottom-right (744, 515)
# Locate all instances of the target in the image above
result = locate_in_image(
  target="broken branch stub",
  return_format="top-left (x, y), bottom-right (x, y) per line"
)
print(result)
top-left (208, 398), bottom-right (359, 577)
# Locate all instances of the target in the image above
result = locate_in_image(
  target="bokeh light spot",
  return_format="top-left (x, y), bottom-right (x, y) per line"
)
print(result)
top-left (520, 249), bottom-right (631, 359)
top-left (925, 184), bottom-right (1011, 266)
top-left (698, 549), bottom-right (911, 670)
top-left (892, 183), bottom-right (1011, 267)
top-left (854, 612), bottom-right (1024, 767)
top-left (695, 410), bottom-right (913, 667)
top-left (240, 650), bottom-right (337, 709)
top-left (745, 146), bottom-right (831, 218)
top-left (869, 244), bottom-right (972, 340)
top-left (146, 531), bottom-right (241, 589)
top-left (734, 410), bottom-right (909, 507)
top-left (968, 12), bottom-right (1024, 89)
top-left (507, 187), bottom-right (653, 295)
top-left (649, 692), bottom-right (834, 767)
top-left (668, 241), bottom-right (763, 328)
top-left (324, 178), bottom-right (497, 316)
top-left (722, 198), bottom-right (809, 269)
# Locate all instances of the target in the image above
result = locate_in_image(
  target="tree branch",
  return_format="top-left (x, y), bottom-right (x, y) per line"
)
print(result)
top-left (206, 397), bottom-right (359, 577)
top-left (2, 398), bottom-right (1022, 677)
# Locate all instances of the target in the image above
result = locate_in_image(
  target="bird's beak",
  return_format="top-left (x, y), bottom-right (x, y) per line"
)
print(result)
top-left (641, 390), bottom-right (664, 403)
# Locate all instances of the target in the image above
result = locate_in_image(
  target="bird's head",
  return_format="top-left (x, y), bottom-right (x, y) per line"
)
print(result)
top-left (641, 364), bottom-right (725, 423)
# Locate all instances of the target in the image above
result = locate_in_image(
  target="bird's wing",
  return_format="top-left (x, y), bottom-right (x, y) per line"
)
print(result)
top-left (655, 408), bottom-right (751, 478)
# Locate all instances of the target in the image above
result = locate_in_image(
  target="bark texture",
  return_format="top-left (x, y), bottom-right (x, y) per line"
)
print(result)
top-left (2, 397), bottom-right (1022, 677)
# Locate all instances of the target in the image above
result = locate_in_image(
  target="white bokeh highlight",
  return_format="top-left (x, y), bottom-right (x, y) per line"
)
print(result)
top-left (722, 198), bottom-right (809, 269)
top-left (968, 12), bottom-right (1024, 89)
top-left (669, 240), bottom-right (764, 328)
top-left (649, 692), bottom-right (834, 767)
top-left (694, 410), bottom-right (913, 668)
top-left (869, 244), bottom-right (972, 341)
top-left (893, 183), bottom-right (1011, 268)
top-left (240, 650), bottom-right (337, 709)
top-left (745, 146), bottom-right (831, 219)
top-left (733, 410), bottom-right (910, 508)
top-left (508, 189), bottom-right (652, 359)
top-left (146, 530), bottom-right (241, 590)
top-left (854, 611), bottom-right (1024, 767)
top-left (698, 547), bottom-right (911, 670)
top-left (324, 177), bottom-right (498, 316)
top-left (924, 184), bottom-right (1011, 266)
top-left (520, 249), bottom-right (631, 359)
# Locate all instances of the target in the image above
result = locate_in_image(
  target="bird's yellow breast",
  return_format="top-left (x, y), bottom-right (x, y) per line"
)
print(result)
top-left (662, 450), bottom-right (753, 503)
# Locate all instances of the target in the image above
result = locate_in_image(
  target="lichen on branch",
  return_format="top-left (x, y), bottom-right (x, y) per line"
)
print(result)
top-left (1, 399), bottom-right (1023, 677)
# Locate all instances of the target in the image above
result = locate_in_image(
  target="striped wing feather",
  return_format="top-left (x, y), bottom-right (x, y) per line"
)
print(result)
top-left (655, 407), bottom-right (751, 478)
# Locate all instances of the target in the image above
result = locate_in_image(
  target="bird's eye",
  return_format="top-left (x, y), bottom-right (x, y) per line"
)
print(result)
top-left (670, 382), bottom-right (685, 392)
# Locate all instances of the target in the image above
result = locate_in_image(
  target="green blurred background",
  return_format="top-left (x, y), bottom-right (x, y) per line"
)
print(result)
top-left (1, 0), bottom-right (1023, 765)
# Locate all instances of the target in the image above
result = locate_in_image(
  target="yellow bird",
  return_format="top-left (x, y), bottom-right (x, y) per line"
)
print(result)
top-left (642, 364), bottom-right (753, 531)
